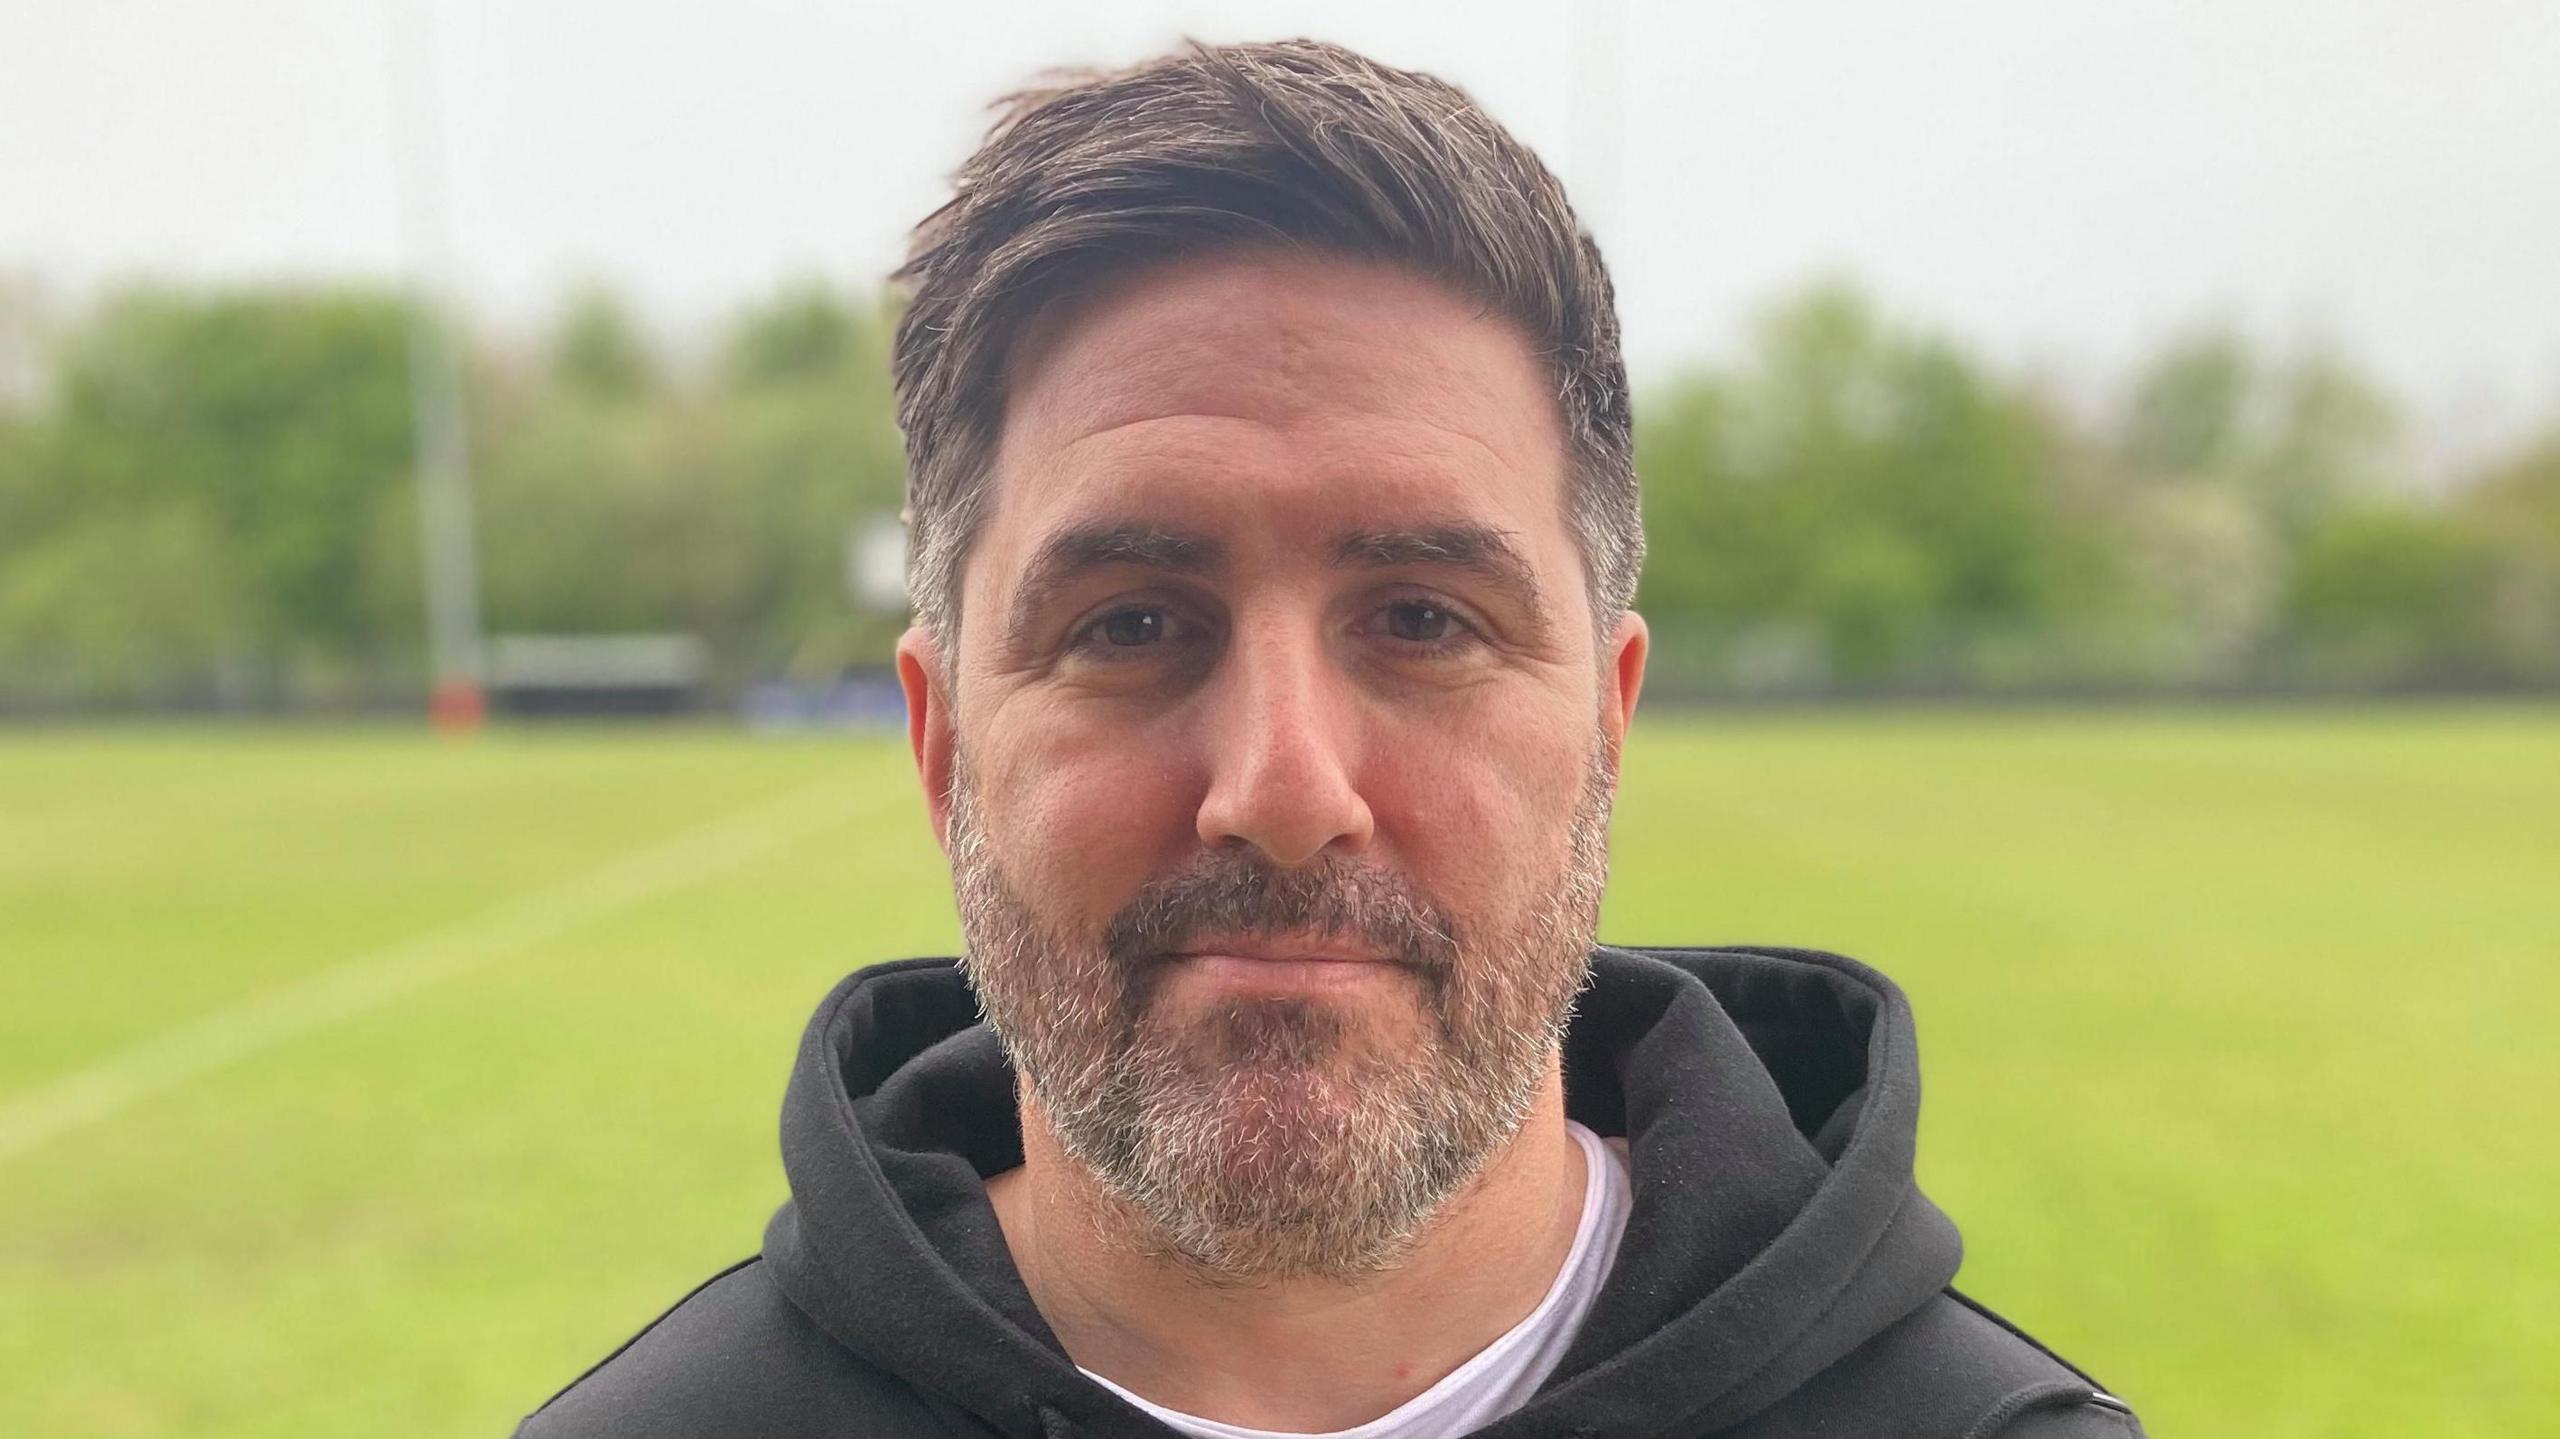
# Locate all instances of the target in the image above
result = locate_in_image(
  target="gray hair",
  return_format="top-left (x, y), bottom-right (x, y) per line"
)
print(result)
top-left (891, 38), bottom-right (1640, 653)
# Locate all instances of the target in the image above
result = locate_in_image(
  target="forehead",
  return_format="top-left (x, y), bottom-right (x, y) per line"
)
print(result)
top-left (977, 250), bottom-right (1571, 580)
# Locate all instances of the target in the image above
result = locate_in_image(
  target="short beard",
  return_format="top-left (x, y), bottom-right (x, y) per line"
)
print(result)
top-left (947, 739), bottom-right (1615, 1286)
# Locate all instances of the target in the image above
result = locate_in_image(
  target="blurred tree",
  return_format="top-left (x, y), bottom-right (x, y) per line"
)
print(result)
top-left (1638, 282), bottom-right (2112, 690)
top-left (718, 280), bottom-right (873, 388)
top-left (0, 277), bottom-right (45, 416)
top-left (473, 384), bottom-right (720, 636)
top-left (2114, 480), bottom-right (2279, 682)
top-left (2281, 505), bottom-right (2503, 684)
top-left (549, 285), bottom-right (660, 404)
top-left (41, 287), bottom-right (415, 664)
top-left (708, 282), bottom-right (909, 679)
top-left (469, 280), bottom-right (909, 689)
top-left (0, 502), bottom-right (253, 702)
top-left (2458, 430), bottom-right (2560, 680)
top-left (0, 404), bottom-right (38, 545)
top-left (2122, 327), bottom-right (2252, 479)
top-left (2247, 344), bottom-right (2403, 542)
top-left (2106, 326), bottom-right (2407, 682)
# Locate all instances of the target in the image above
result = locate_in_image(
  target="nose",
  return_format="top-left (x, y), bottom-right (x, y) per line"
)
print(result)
top-left (1193, 618), bottom-right (1376, 867)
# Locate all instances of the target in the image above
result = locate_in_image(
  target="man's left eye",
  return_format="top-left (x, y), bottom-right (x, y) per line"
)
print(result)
top-left (1375, 600), bottom-right (1479, 649)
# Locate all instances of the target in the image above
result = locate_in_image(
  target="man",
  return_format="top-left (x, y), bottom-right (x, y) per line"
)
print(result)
top-left (519, 39), bottom-right (2144, 1438)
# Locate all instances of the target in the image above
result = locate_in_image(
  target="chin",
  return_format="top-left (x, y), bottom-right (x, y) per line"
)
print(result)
top-left (1151, 988), bottom-right (1424, 1072)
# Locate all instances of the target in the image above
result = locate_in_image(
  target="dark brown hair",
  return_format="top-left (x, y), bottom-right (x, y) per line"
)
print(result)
top-left (891, 38), bottom-right (1638, 648)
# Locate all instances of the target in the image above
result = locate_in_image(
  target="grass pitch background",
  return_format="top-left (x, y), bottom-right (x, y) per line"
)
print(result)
top-left (2, 711), bottom-right (2553, 1437)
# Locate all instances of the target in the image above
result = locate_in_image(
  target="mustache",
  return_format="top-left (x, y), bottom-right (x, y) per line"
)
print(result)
top-left (1101, 848), bottom-right (1462, 975)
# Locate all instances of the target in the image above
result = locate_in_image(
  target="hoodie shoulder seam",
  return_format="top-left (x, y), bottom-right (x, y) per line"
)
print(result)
top-left (522, 1254), bottom-right (765, 1421)
top-left (1945, 1287), bottom-right (2114, 1391)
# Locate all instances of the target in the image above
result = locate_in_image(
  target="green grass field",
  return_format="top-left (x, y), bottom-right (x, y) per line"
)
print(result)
top-left (3, 710), bottom-right (2554, 1438)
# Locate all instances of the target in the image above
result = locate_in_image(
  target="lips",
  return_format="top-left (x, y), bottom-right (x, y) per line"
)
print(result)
top-left (1159, 936), bottom-right (1410, 992)
top-left (1169, 935), bottom-right (1384, 965)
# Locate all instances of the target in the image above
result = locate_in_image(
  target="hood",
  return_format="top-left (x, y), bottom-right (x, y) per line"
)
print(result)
top-left (761, 946), bottom-right (1962, 1439)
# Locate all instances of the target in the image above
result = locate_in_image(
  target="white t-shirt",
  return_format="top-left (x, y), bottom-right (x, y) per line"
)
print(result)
top-left (1079, 1121), bottom-right (1634, 1439)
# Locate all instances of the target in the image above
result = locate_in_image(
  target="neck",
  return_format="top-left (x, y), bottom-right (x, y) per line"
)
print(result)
top-left (984, 1057), bottom-right (1586, 1432)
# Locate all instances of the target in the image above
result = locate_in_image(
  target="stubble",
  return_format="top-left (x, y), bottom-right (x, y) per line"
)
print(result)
top-left (947, 740), bottom-right (1614, 1285)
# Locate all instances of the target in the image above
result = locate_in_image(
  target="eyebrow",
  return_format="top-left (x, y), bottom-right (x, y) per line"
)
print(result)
top-left (1005, 523), bottom-right (1226, 653)
top-left (1331, 522), bottom-right (1553, 643)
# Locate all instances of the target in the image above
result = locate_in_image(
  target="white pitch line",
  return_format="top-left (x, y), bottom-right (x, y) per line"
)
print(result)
top-left (0, 776), bottom-right (867, 1167)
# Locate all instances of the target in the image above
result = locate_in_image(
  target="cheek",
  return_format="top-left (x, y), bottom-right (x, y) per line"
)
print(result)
top-left (1359, 699), bottom-right (1592, 925)
top-left (969, 711), bottom-right (1199, 926)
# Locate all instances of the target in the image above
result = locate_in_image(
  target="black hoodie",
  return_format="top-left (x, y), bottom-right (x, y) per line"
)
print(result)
top-left (518, 946), bottom-right (2146, 1438)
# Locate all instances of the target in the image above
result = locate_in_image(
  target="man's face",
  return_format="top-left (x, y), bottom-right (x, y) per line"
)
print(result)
top-left (898, 250), bottom-right (1646, 1281)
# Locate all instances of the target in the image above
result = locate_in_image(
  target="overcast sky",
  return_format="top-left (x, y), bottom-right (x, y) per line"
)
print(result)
top-left (5, 0), bottom-right (2558, 454)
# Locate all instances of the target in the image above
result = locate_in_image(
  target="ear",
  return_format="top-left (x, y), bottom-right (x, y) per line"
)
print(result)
top-left (1600, 609), bottom-right (1648, 762)
top-left (895, 625), bottom-right (957, 855)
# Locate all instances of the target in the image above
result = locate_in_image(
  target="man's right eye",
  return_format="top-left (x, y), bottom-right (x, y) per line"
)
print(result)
top-left (1098, 609), bottom-right (1164, 646)
top-left (1068, 605), bottom-right (1187, 657)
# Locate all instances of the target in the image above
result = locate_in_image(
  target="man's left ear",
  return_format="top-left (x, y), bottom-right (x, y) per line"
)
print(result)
top-left (895, 625), bottom-right (957, 855)
top-left (1602, 609), bottom-right (1648, 755)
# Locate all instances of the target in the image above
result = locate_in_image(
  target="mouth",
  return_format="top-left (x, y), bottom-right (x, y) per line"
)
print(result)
top-left (1162, 936), bottom-right (1407, 992)
top-left (1173, 935), bottom-right (1377, 964)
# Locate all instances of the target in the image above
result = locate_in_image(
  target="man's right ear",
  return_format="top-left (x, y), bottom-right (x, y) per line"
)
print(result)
top-left (894, 626), bottom-right (956, 855)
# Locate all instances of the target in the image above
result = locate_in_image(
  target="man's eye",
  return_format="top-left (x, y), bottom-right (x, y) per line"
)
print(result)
top-left (1385, 601), bottom-right (1456, 643)
top-left (1069, 605), bottom-right (1187, 657)
top-left (1371, 599), bottom-right (1482, 654)
top-left (1098, 608), bottom-right (1166, 647)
